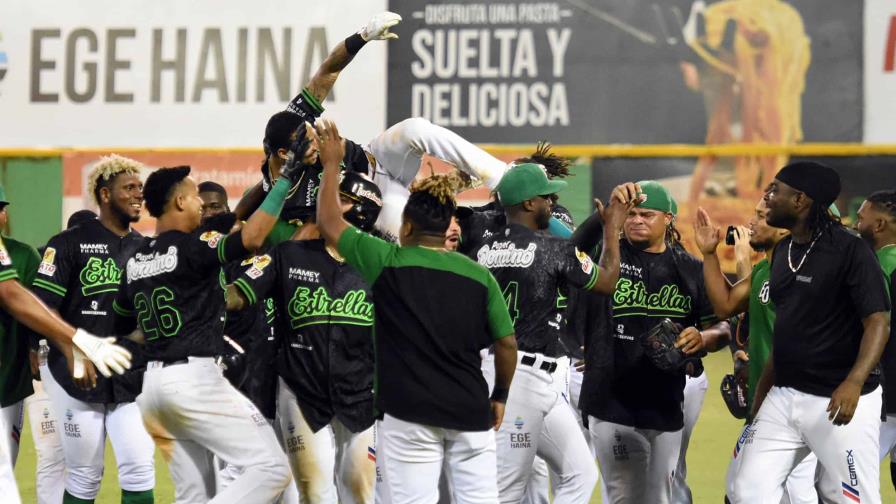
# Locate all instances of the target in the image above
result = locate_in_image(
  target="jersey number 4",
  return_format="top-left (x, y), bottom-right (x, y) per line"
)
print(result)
top-left (134, 287), bottom-right (183, 341)
top-left (502, 281), bottom-right (520, 326)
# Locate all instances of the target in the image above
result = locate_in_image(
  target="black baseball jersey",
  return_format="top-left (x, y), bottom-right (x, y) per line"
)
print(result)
top-left (233, 239), bottom-right (375, 433)
top-left (475, 224), bottom-right (597, 357)
top-left (771, 226), bottom-right (889, 397)
top-left (34, 219), bottom-right (145, 403)
top-left (458, 203), bottom-right (506, 257)
top-left (595, 240), bottom-right (716, 432)
top-left (223, 260), bottom-right (278, 419)
top-left (113, 229), bottom-right (250, 362)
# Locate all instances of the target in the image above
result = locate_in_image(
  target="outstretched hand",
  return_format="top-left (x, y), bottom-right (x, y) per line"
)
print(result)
top-left (693, 207), bottom-right (721, 255)
top-left (310, 119), bottom-right (346, 169)
top-left (361, 12), bottom-right (402, 41)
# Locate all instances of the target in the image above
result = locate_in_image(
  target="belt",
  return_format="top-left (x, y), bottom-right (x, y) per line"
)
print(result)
top-left (520, 354), bottom-right (557, 374)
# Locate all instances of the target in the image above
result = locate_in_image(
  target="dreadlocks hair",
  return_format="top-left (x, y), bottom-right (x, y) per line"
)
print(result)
top-left (403, 172), bottom-right (464, 235)
top-left (144, 166), bottom-right (191, 218)
top-left (515, 141), bottom-right (570, 179)
top-left (867, 190), bottom-right (896, 220)
top-left (666, 219), bottom-right (683, 247)
top-left (87, 154), bottom-right (143, 206)
top-left (807, 200), bottom-right (842, 238)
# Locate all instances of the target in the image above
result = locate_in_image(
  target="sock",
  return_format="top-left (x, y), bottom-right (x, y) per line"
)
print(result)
top-left (122, 489), bottom-right (155, 504)
top-left (63, 490), bottom-right (94, 504)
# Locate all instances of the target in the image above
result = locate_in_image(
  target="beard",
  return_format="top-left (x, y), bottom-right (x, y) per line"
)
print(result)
top-left (535, 208), bottom-right (551, 230)
top-left (111, 201), bottom-right (139, 226)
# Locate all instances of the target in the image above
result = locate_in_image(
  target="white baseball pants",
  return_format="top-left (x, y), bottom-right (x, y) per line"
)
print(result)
top-left (277, 377), bottom-right (375, 504)
top-left (42, 364), bottom-right (155, 500)
top-left (375, 413), bottom-right (498, 504)
top-left (671, 371), bottom-right (709, 504)
top-left (879, 414), bottom-right (896, 462)
top-left (590, 417), bottom-right (682, 504)
top-left (725, 421), bottom-right (819, 504)
top-left (136, 357), bottom-right (290, 504)
top-left (365, 117), bottom-right (509, 238)
top-left (25, 379), bottom-right (66, 504)
top-left (496, 353), bottom-right (598, 504)
top-left (732, 385), bottom-right (882, 504)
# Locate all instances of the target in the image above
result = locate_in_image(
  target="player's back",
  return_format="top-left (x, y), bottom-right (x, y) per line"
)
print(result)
top-left (117, 229), bottom-right (227, 362)
top-left (475, 224), bottom-right (596, 358)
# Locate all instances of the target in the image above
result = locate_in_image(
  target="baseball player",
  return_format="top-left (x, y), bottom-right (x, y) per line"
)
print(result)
top-left (730, 162), bottom-right (889, 504)
top-left (32, 155), bottom-right (156, 504)
top-left (312, 119), bottom-right (517, 504)
top-left (0, 234), bottom-right (131, 503)
top-left (25, 210), bottom-right (97, 504)
top-left (227, 171), bottom-right (383, 504)
top-left (579, 180), bottom-right (730, 504)
top-left (474, 163), bottom-right (630, 504)
top-left (0, 190), bottom-right (41, 481)
top-left (694, 199), bottom-right (819, 503)
top-left (112, 161), bottom-right (304, 502)
top-left (854, 190), bottom-right (896, 491)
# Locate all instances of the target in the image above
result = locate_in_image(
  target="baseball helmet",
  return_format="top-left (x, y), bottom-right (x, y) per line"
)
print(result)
top-left (340, 172), bottom-right (383, 232)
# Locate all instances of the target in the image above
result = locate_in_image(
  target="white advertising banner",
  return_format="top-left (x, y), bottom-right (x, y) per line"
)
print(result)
top-left (865, 0), bottom-right (896, 142)
top-left (0, 0), bottom-right (388, 148)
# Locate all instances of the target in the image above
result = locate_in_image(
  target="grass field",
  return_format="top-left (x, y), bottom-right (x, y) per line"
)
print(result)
top-left (13, 351), bottom-right (896, 503)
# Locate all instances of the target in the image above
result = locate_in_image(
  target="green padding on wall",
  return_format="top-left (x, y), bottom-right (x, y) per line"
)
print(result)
top-left (562, 160), bottom-right (594, 229)
top-left (2, 158), bottom-right (63, 249)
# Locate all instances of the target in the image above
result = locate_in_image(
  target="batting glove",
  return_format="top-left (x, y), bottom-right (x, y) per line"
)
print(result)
top-left (72, 328), bottom-right (133, 378)
top-left (360, 12), bottom-right (402, 41)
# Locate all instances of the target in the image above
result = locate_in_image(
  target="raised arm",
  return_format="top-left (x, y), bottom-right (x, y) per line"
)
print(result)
top-left (589, 184), bottom-right (640, 294)
top-left (304, 12), bottom-right (401, 105)
top-left (694, 207), bottom-right (750, 318)
top-left (313, 120), bottom-right (350, 245)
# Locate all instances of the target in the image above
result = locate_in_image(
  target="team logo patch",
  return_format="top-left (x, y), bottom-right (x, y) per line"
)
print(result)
top-left (0, 240), bottom-right (10, 266)
top-left (199, 231), bottom-right (223, 248)
top-left (514, 416), bottom-right (524, 430)
top-left (368, 446), bottom-right (376, 462)
top-left (576, 248), bottom-right (594, 275)
top-left (65, 409), bottom-right (73, 422)
top-left (38, 247), bottom-right (57, 276)
top-left (245, 255), bottom-right (272, 279)
top-left (42, 408), bottom-right (49, 419)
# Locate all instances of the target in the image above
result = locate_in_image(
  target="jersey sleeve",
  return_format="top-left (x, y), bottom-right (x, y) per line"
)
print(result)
top-left (233, 253), bottom-right (277, 306)
top-left (32, 234), bottom-right (71, 308)
top-left (285, 87), bottom-right (325, 123)
top-left (112, 274), bottom-right (138, 334)
top-left (846, 239), bottom-right (892, 318)
top-left (559, 241), bottom-right (598, 291)
top-left (187, 230), bottom-right (250, 273)
top-left (485, 271), bottom-right (515, 340)
top-left (337, 226), bottom-right (395, 285)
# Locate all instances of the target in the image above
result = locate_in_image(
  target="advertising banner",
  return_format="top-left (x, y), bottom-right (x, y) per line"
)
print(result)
top-left (0, 0), bottom-right (388, 148)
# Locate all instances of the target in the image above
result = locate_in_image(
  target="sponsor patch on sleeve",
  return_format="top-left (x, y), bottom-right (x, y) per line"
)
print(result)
top-left (199, 231), bottom-right (223, 248)
top-left (0, 239), bottom-right (11, 266)
top-left (245, 254), bottom-right (272, 279)
top-left (38, 247), bottom-right (57, 276)
top-left (576, 248), bottom-right (594, 275)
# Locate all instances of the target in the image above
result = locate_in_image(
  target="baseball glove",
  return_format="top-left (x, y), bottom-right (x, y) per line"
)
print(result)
top-left (640, 318), bottom-right (687, 372)
top-left (720, 373), bottom-right (748, 419)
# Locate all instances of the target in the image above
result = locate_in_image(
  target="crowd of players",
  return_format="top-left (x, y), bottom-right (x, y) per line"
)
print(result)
top-left (0, 10), bottom-right (894, 504)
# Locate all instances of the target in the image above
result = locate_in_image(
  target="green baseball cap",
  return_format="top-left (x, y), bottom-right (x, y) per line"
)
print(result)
top-left (496, 163), bottom-right (567, 206)
top-left (670, 198), bottom-right (678, 216)
top-left (636, 180), bottom-right (673, 213)
top-left (0, 185), bottom-right (8, 206)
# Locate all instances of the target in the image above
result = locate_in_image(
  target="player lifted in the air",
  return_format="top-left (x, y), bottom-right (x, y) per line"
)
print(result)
top-left (111, 153), bottom-right (308, 502)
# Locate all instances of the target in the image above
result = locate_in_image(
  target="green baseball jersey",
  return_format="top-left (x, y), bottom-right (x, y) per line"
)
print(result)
top-left (337, 226), bottom-right (514, 431)
top-left (876, 245), bottom-right (896, 414)
top-left (0, 235), bottom-right (40, 406)
top-left (747, 259), bottom-right (774, 408)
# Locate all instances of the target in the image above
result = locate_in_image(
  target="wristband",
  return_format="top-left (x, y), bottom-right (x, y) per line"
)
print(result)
top-left (490, 387), bottom-right (509, 403)
top-left (259, 177), bottom-right (291, 217)
top-left (345, 33), bottom-right (368, 55)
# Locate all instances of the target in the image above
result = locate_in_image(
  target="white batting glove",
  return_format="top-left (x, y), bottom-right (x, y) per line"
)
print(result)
top-left (72, 328), bottom-right (133, 378)
top-left (360, 12), bottom-right (402, 41)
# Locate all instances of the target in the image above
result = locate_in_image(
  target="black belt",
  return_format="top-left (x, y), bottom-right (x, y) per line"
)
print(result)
top-left (520, 355), bottom-right (557, 374)
top-left (160, 359), bottom-right (189, 367)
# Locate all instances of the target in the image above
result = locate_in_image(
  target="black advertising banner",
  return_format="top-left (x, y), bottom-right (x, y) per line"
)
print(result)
top-left (386, 0), bottom-right (863, 144)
